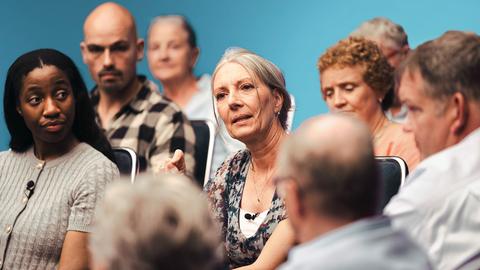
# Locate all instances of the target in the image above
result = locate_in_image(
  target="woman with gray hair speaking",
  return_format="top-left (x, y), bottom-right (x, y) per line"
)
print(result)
top-left (164, 47), bottom-right (295, 269)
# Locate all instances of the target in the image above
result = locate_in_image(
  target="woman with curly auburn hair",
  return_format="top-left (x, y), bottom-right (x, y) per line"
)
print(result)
top-left (318, 37), bottom-right (419, 170)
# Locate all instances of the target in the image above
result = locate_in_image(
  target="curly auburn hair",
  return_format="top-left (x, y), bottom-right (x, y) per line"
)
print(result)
top-left (318, 36), bottom-right (394, 98)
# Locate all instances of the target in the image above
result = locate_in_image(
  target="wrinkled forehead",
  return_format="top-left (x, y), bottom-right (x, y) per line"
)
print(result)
top-left (213, 61), bottom-right (262, 87)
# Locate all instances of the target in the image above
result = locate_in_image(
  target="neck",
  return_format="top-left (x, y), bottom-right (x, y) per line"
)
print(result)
top-left (247, 123), bottom-right (286, 173)
top-left (162, 73), bottom-right (198, 109)
top-left (97, 77), bottom-right (141, 128)
top-left (368, 109), bottom-right (388, 137)
top-left (297, 214), bottom-right (352, 244)
top-left (33, 134), bottom-right (79, 161)
top-left (98, 77), bottom-right (141, 108)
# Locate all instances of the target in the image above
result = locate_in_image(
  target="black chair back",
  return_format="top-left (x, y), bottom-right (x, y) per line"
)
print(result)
top-left (191, 120), bottom-right (216, 187)
top-left (375, 156), bottom-right (409, 209)
top-left (112, 147), bottom-right (138, 183)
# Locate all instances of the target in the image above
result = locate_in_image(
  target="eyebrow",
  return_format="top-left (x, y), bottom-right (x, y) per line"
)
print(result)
top-left (236, 77), bottom-right (255, 86)
top-left (86, 40), bottom-right (129, 50)
top-left (53, 78), bottom-right (70, 86)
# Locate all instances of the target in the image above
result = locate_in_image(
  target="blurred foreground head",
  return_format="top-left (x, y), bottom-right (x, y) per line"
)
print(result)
top-left (90, 173), bottom-right (223, 270)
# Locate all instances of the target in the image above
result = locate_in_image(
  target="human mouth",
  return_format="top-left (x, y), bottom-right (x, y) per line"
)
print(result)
top-left (42, 121), bottom-right (65, 132)
top-left (232, 114), bottom-right (252, 125)
top-left (335, 110), bottom-right (355, 115)
top-left (99, 70), bottom-right (122, 80)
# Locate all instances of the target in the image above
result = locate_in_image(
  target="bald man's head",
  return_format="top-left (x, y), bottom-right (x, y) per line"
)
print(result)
top-left (81, 2), bottom-right (144, 93)
top-left (83, 2), bottom-right (137, 40)
top-left (277, 115), bottom-right (379, 221)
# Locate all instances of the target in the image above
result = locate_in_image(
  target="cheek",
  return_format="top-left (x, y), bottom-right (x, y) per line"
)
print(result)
top-left (324, 97), bottom-right (334, 109)
top-left (215, 102), bottom-right (229, 121)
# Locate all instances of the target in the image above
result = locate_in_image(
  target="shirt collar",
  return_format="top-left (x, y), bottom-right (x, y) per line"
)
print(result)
top-left (90, 75), bottom-right (156, 115)
top-left (288, 216), bottom-right (391, 260)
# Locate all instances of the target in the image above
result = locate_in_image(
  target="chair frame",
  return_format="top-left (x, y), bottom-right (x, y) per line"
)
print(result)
top-left (375, 156), bottom-right (408, 187)
top-left (112, 146), bottom-right (138, 184)
top-left (199, 119), bottom-right (216, 187)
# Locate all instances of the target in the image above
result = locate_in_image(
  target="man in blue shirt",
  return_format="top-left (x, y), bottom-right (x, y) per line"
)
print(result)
top-left (276, 115), bottom-right (431, 270)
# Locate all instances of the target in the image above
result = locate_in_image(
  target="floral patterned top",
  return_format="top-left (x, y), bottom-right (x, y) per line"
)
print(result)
top-left (205, 149), bottom-right (287, 268)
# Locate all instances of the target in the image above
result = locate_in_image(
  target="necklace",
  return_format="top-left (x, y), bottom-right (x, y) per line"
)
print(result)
top-left (249, 162), bottom-right (274, 204)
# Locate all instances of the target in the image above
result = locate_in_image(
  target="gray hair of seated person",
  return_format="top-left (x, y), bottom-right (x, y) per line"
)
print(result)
top-left (211, 47), bottom-right (292, 130)
top-left (351, 17), bottom-right (409, 50)
top-left (397, 31), bottom-right (480, 102)
top-left (277, 115), bottom-right (380, 220)
top-left (90, 173), bottom-right (223, 270)
top-left (147, 14), bottom-right (197, 49)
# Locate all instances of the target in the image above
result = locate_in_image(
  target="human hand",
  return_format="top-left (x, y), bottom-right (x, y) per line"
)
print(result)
top-left (163, 149), bottom-right (186, 174)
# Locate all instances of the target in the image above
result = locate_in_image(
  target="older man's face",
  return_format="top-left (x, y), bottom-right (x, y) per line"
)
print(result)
top-left (399, 70), bottom-right (451, 160)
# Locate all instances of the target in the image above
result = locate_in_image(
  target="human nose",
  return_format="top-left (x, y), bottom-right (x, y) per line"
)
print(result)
top-left (103, 49), bottom-right (114, 67)
top-left (158, 46), bottom-right (169, 60)
top-left (43, 97), bottom-right (60, 118)
top-left (333, 90), bottom-right (346, 108)
top-left (227, 90), bottom-right (242, 110)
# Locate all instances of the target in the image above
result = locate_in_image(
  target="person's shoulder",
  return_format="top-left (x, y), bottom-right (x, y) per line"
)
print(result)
top-left (0, 149), bottom-right (16, 168)
top-left (73, 143), bottom-right (117, 169)
top-left (225, 149), bottom-right (249, 166)
top-left (211, 149), bottom-right (249, 180)
top-left (143, 83), bottom-right (182, 112)
top-left (384, 121), bottom-right (412, 142)
top-left (0, 149), bottom-right (13, 158)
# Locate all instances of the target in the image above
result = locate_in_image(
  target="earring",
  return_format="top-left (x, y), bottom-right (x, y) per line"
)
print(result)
top-left (17, 109), bottom-right (22, 115)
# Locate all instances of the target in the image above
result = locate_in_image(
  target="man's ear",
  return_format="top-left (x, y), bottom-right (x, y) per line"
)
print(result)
top-left (136, 38), bottom-right (145, 62)
top-left (80, 41), bottom-right (88, 64)
top-left (285, 180), bottom-right (306, 220)
top-left (449, 92), bottom-right (468, 135)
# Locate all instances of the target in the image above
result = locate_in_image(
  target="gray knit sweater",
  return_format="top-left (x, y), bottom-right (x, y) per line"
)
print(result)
top-left (0, 143), bottom-right (119, 269)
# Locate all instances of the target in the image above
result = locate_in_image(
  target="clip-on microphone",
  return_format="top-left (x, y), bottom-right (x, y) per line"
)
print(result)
top-left (244, 212), bottom-right (259, 220)
top-left (25, 180), bottom-right (35, 199)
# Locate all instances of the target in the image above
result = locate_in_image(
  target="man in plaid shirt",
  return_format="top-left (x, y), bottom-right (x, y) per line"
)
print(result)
top-left (80, 2), bottom-right (195, 174)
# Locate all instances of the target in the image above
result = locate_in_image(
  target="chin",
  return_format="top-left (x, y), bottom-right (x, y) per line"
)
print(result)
top-left (232, 131), bottom-right (257, 145)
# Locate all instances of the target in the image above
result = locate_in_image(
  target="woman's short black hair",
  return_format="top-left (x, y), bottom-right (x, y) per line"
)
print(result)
top-left (4, 48), bottom-right (115, 162)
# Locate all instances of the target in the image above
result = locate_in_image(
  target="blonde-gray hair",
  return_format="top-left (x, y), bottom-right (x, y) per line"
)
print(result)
top-left (351, 17), bottom-right (408, 50)
top-left (90, 173), bottom-right (223, 270)
top-left (212, 47), bottom-right (292, 130)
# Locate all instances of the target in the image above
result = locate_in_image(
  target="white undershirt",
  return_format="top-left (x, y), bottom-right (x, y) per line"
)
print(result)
top-left (239, 208), bottom-right (269, 238)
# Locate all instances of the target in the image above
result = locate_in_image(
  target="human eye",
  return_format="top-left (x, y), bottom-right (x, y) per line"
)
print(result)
top-left (148, 43), bottom-right (159, 51)
top-left (87, 45), bottom-right (104, 54)
top-left (171, 42), bottom-right (182, 49)
top-left (323, 88), bottom-right (334, 98)
top-left (55, 89), bottom-right (69, 100)
top-left (111, 43), bottom-right (129, 53)
top-left (27, 95), bottom-right (42, 106)
top-left (407, 105), bottom-right (419, 113)
top-left (240, 82), bottom-right (255, 91)
top-left (214, 91), bottom-right (226, 101)
top-left (343, 83), bottom-right (355, 92)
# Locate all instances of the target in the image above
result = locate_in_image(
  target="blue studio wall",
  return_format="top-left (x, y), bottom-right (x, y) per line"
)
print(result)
top-left (1, 0), bottom-right (479, 150)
